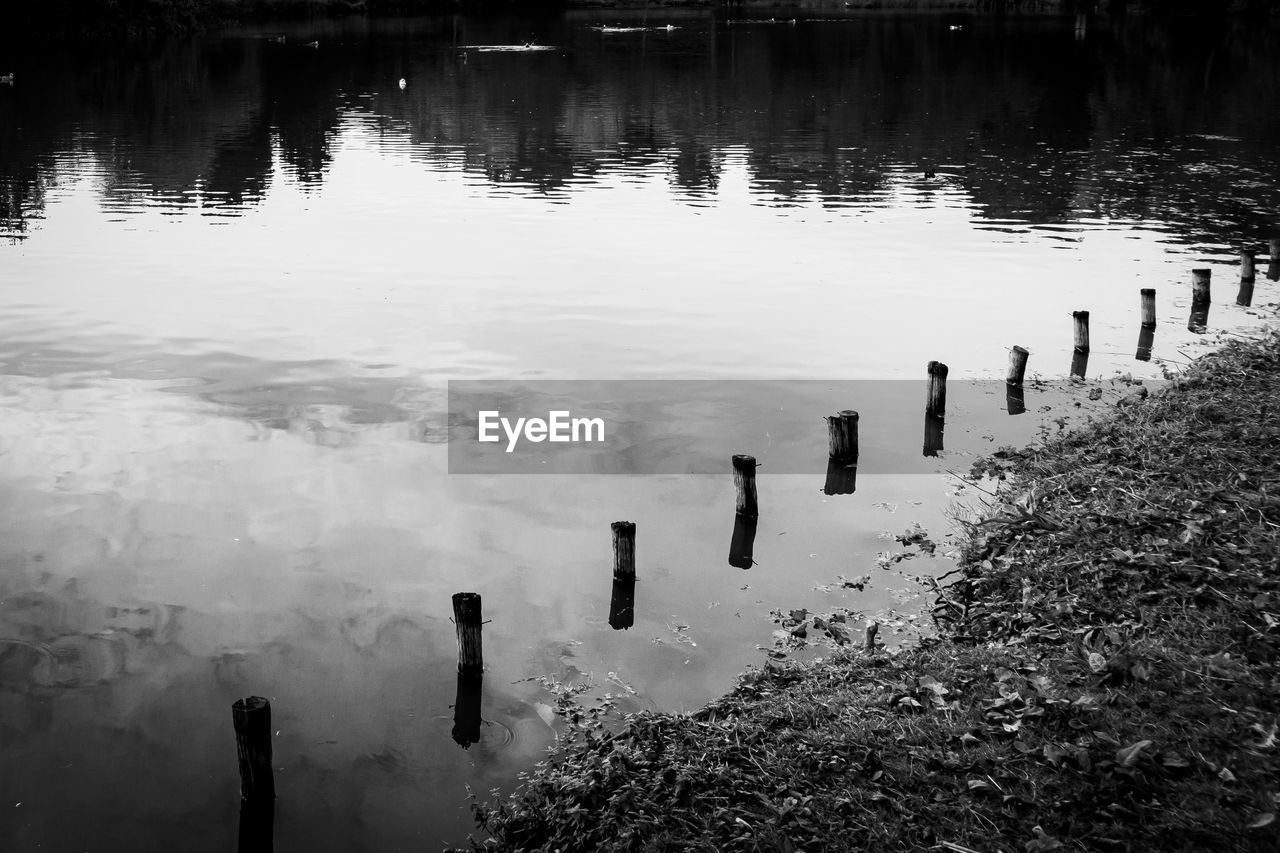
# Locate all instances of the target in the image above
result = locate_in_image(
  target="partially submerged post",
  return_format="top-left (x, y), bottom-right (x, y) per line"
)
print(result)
top-left (611, 521), bottom-right (636, 581)
top-left (238, 799), bottom-right (274, 853)
top-left (1238, 248), bottom-right (1256, 307)
top-left (1072, 311), bottom-right (1090, 353)
top-left (1140, 289), bottom-right (1156, 328)
top-left (452, 592), bottom-right (483, 676)
top-left (1006, 346), bottom-right (1028, 388)
top-left (732, 454), bottom-right (758, 518)
top-left (823, 458), bottom-right (858, 495)
top-left (1006, 385), bottom-right (1025, 416)
top-left (1268, 238), bottom-right (1280, 282)
top-left (728, 513), bottom-right (758, 569)
top-left (608, 577), bottom-right (636, 628)
top-left (925, 361), bottom-right (948, 418)
top-left (1070, 348), bottom-right (1090, 380)
top-left (1188, 268), bottom-right (1211, 333)
top-left (865, 621), bottom-right (879, 652)
top-left (452, 672), bottom-right (483, 748)
top-left (232, 696), bottom-right (275, 803)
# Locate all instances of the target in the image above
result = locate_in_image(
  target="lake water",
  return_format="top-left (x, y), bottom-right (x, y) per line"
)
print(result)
top-left (1, 9), bottom-right (1278, 851)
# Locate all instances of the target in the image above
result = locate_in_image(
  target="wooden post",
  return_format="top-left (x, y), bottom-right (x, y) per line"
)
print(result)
top-left (609, 577), bottom-right (637, 628)
top-left (925, 361), bottom-right (948, 418)
top-left (451, 673), bottom-right (483, 748)
top-left (452, 592), bottom-right (483, 676)
top-left (611, 521), bottom-right (636, 581)
top-left (1268, 238), bottom-right (1280, 282)
top-left (232, 696), bottom-right (275, 803)
top-left (1135, 325), bottom-right (1154, 362)
top-left (864, 621), bottom-right (879, 652)
top-left (1072, 311), bottom-right (1090, 352)
top-left (732, 454), bottom-right (758, 518)
top-left (1140, 288), bottom-right (1156, 328)
top-left (1188, 268), bottom-right (1210, 333)
top-left (826, 410), bottom-right (859, 462)
top-left (1006, 346), bottom-right (1028, 387)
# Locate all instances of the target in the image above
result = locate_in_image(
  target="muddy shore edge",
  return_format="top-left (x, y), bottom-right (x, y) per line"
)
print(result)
top-left (461, 330), bottom-right (1280, 852)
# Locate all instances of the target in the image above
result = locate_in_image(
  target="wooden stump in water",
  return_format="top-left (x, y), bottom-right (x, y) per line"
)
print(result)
top-left (826, 410), bottom-right (859, 462)
top-left (823, 458), bottom-right (857, 495)
top-left (1072, 311), bottom-right (1090, 352)
top-left (1188, 268), bottom-right (1211, 333)
top-left (925, 361), bottom-right (948, 418)
top-left (923, 412), bottom-right (944, 457)
top-left (1006, 346), bottom-right (1028, 388)
top-left (1140, 288), bottom-right (1156, 328)
top-left (611, 521), bottom-right (636, 581)
top-left (608, 577), bottom-right (637, 628)
top-left (232, 696), bottom-right (275, 803)
top-left (452, 592), bottom-right (483, 676)
top-left (732, 454), bottom-right (758, 518)
top-left (452, 673), bottom-right (483, 748)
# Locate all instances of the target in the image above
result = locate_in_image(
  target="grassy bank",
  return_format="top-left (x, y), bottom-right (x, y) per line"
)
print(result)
top-left (465, 331), bottom-right (1280, 852)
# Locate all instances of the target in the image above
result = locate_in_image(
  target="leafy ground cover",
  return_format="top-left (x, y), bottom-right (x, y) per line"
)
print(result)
top-left (464, 331), bottom-right (1280, 852)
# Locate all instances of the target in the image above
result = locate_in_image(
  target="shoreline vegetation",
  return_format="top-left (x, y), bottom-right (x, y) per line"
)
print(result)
top-left (462, 331), bottom-right (1280, 852)
top-left (2, 1), bottom-right (1276, 44)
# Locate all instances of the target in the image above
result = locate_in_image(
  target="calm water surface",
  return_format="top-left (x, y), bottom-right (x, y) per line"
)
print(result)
top-left (1, 10), bottom-right (1279, 851)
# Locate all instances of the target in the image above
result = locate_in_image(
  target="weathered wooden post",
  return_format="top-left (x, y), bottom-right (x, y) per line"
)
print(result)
top-left (1268, 237), bottom-right (1280, 282)
top-left (826, 410), bottom-right (859, 461)
top-left (728, 513), bottom-right (757, 569)
top-left (925, 361), bottom-right (948, 418)
top-left (1140, 288), bottom-right (1156, 328)
top-left (823, 410), bottom-right (858, 495)
top-left (732, 454), bottom-right (758, 518)
top-left (1135, 325), bottom-right (1155, 362)
top-left (608, 577), bottom-right (637, 628)
top-left (611, 521), bottom-right (636, 581)
top-left (232, 697), bottom-right (275, 803)
top-left (452, 672), bottom-right (483, 748)
top-left (1188, 268), bottom-right (1211, 333)
top-left (923, 412), bottom-right (944, 456)
top-left (1006, 346), bottom-right (1029, 388)
top-left (865, 621), bottom-right (879, 652)
top-left (1006, 386), bottom-right (1025, 416)
top-left (1238, 248), bottom-right (1256, 307)
top-left (452, 592), bottom-right (483, 676)
top-left (1072, 311), bottom-right (1090, 353)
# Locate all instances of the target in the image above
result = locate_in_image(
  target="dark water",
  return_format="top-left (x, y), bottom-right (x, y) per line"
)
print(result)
top-left (1, 10), bottom-right (1278, 851)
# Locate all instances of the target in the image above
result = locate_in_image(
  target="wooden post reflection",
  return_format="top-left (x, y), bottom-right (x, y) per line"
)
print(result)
top-left (1238, 248), bottom-right (1256, 307)
top-left (1188, 268), bottom-right (1210, 333)
top-left (452, 673), bottom-right (483, 748)
top-left (1268, 238), bottom-right (1279, 282)
top-left (1070, 348), bottom-right (1090, 379)
top-left (823, 459), bottom-right (858, 495)
top-left (232, 697), bottom-right (275, 803)
top-left (1006, 385), bottom-right (1025, 415)
top-left (608, 577), bottom-right (637, 627)
top-left (728, 512), bottom-right (757, 569)
top-left (237, 799), bottom-right (274, 853)
top-left (1135, 324), bottom-right (1155, 362)
top-left (923, 412), bottom-right (944, 457)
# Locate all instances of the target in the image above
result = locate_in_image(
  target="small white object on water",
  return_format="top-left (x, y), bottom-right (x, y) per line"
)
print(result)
top-left (949, 25), bottom-right (964, 31)
top-left (0, 74), bottom-right (14, 86)
top-left (398, 78), bottom-right (406, 90)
